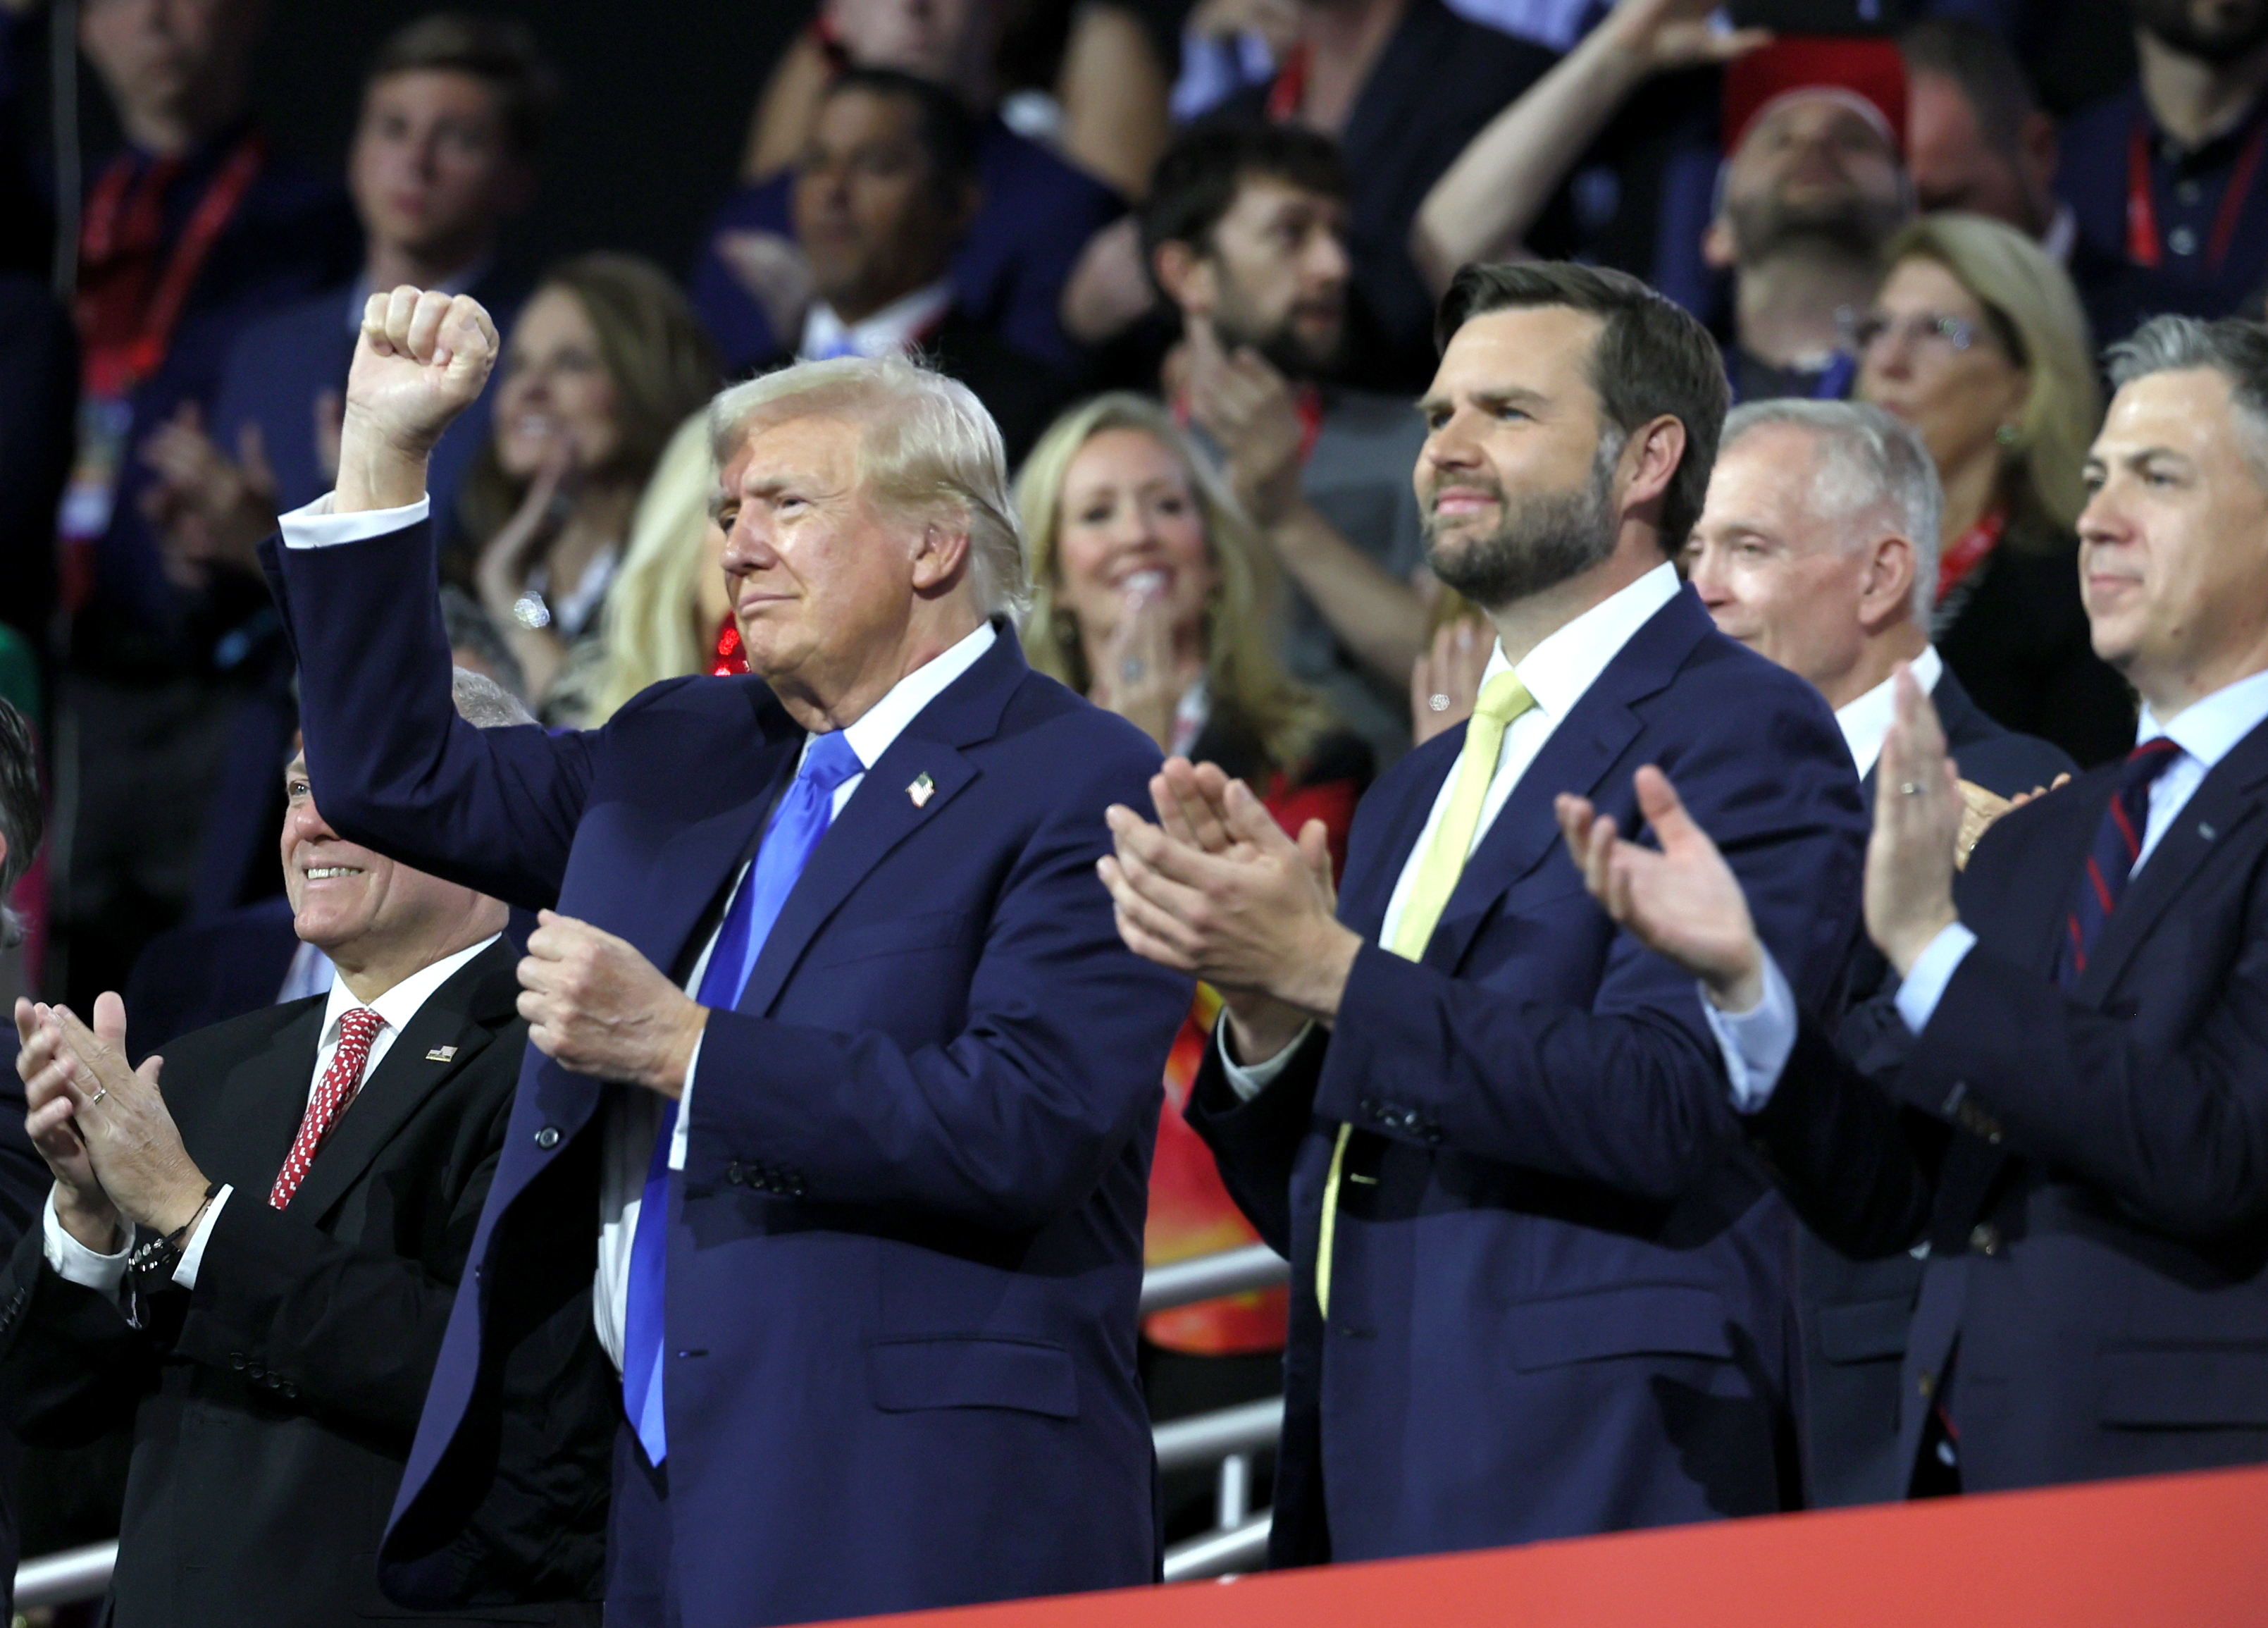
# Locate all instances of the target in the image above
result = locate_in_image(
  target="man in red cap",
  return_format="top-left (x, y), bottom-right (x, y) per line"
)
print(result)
top-left (1704, 35), bottom-right (1913, 403)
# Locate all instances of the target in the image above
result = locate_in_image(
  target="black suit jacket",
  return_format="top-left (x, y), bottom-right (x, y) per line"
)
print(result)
top-left (0, 939), bottom-right (607, 1627)
top-left (0, 1044), bottom-right (47, 1616)
top-left (1798, 670), bottom-right (2074, 1508)
top-left (1754, 711), bottom-right (2268, 1496)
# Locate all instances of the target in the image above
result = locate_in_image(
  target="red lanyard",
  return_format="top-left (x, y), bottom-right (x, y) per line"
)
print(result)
top-left (1266, 44), bottom-right (1309, 123)
top-left (77, 134), bottom-right (266, 397)
top-left (2126, 113), bottom-right (2268, 276)
top-left (1935, 506), bottom-right (2005, 606)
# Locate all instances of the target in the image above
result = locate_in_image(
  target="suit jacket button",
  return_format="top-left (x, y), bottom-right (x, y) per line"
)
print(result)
top-left (1969, 1223), bottom-right (2001, 1257)
top-left (230, 1352), bottom-right (246, 1371)
top-left (282, 1381), bottom-right (299, 1400)
top-left (1918, 1371), bottom-right (1935, 1399)
top-left (535, 1126), bottom-right (562, 1151)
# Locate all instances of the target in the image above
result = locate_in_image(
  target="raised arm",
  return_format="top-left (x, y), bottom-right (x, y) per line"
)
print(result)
top-left (259, 289), bottom-right (601, 908)
top-left (1411, 0), bottom-right (1767, 294)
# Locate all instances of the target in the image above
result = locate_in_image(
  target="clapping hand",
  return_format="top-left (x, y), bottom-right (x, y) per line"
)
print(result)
top-left (1100, 760), bottom-right (1351, 1063)
top-left (1865, 668), bottom-right (1964, 976)
top-left (338, 287), bottom-right (500, 512)
top-left (1598, 0), bottom-right (1771, 74)
top-left (16, 994), bottom-right (209, 1244)
top-left (140, 402), bottom-right (279, 587)
top-left (1089, 583), bottom-right (1180, 751)
top-left (1555, 766), bottom-right (1766, 1011)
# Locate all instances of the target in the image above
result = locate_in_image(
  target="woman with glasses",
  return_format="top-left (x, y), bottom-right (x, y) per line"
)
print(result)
top-left (1849, 212), bottom-right (2134, 766)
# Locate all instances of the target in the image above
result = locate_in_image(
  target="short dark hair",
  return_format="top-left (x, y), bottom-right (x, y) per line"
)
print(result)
top-left (366, 13), bottom-right (561, 160)
top-left (1139, 118), bottom-right (1350, 275)
top-left (1437, 262), bottom-right (1730, 553)
top-left (2106, 314), bottom-right (2268, 485)
top-left (1899, 18), bottom-right (2038, 156)
top-left (822, 66), bottom-right (981, 190)
top-left (0, 701), bottom-right (42, 947)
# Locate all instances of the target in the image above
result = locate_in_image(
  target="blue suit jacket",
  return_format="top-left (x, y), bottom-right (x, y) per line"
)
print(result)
top-left (1756, 710), bottom-right (2268, 1496)
top-left (1190, 586), bottom-right (1869, 1564)
top-left (259, 521), bottom-right (1189, 1628)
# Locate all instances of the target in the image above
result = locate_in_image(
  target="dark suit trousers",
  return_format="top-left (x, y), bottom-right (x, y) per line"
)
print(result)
top-left (605, 1422), bottom-right (679, 1628)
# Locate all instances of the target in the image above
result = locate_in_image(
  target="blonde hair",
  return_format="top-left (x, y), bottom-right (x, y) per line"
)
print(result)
top-left (707, 353), bottom-right (1029, 624)
top-left (547, 409), bottom-right (719, 725)
top-left (1015, 393), bottom-right (1332, 776)
top-left (1884, 213), bottom-right (2100, 533)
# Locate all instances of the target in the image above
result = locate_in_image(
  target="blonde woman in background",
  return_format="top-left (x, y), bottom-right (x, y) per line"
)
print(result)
top-left (1016, 390), bottom-right (1367, 1541)
top-left (1852, 212), bottom-right (2132, 765)
top-left (548, 412), bottom-right (745, 727)
top-left (457, 253), bottom-right (718, 713)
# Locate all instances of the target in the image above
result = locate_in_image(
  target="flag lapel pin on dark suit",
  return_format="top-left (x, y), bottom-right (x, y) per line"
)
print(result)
top-left (425, 1045), bottom-right (458, 1063)
top-left (907, 772), bottom-right (936, 808)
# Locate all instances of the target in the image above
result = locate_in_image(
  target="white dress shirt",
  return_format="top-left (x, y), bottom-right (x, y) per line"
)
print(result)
top-left (43, 935), bottom-right (501, 1299)
top-left (797, 281), bottom-right (955, 362)
top-left (281, 490), bottom-right (1002, 1369)
top-left (1709, 663), bottom-right (2268, 1110)
top-left (1835, 645), bottom-right (1942, 781)
top-left (1225, 562), bottom-right (1685, 1095)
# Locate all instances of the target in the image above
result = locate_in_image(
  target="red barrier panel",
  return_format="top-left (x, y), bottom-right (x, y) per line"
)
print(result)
top-left (830, 1465), bottom-right (2268, 1628)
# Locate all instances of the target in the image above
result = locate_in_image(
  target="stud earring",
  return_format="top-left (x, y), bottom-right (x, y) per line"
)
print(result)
top-left (1995, 422), bottom-right (2021, 449)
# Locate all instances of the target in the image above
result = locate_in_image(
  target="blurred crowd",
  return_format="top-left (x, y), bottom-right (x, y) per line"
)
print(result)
top-left (1, 0), bottom-right (2265, 1601)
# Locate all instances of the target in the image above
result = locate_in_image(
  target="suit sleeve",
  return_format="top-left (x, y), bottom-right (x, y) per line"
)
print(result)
top-left (164, 1066), bottom-right (514, 1443)
top-left (1740, 1008), bottom-right (1940, 1259)
top-left (1893, 913), bottom-right (2268, 1240)
top-left (1310, 693), bottom-right (1869, 1203)
top-left (1184, 1028), bottom-right (1328, 1257)
top-left (681, 735), bottom-right (1192, 1231)
top-left (0, 1226), bottom-right (159, 1447)
top-left (256, 522), bottom-right (598, 910)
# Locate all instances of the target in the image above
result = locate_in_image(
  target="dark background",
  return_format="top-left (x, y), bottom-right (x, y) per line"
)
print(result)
top-left (22, 0), bottom-right (819, 287)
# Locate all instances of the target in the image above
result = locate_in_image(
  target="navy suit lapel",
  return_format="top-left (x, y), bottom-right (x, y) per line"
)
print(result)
top-left (178, 1001), bottom-right (329, 1200)
top-left (1423, 589), bottom-right (1705, 974)
top-left (736, 629), bottom-right (1025, 1017)
top-left (1973, 771), bottom-right (2107, 981)
top-left (2081, 720), bottom-right (2268, 1001)
top-left (287, 942), bottom-right (518, 1223)
top-left (1340, 741), bottom-right (1455, 939)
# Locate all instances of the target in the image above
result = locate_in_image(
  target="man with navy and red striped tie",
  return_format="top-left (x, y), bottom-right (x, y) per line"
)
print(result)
top-left (1556, 310), bottom-right (2268, 1503)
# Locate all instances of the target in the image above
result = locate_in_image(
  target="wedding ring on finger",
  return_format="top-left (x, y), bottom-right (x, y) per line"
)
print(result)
top-left (87, 1087), bottom-right (108, 1106)
top-left (1897, 781), bottom-right (1925, 796)
top-left (1427, 693), bottom-right (1451, 713)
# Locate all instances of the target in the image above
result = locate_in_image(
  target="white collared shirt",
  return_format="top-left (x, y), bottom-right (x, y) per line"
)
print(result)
top-left (1711, 662), bottom-right (2268, 1111)
top-left (43, 935), bottom-right (502, 1298)
top-left (1227, 562), bottom-right (1685, 1093)
top-left (797, 281), bottom-right (955, 362)
top-left (1835, 646), bottom-right (1943, 781)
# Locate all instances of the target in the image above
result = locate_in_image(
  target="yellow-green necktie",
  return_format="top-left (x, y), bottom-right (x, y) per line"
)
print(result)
top-left (1315, 671), bottom-right (1535, 1316)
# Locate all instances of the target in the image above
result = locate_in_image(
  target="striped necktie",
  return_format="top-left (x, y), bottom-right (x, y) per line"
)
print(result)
top-left (2055, 737), bottom-right (2183, 987)
top-left (1314, 672), bottom-right (1535, 1315)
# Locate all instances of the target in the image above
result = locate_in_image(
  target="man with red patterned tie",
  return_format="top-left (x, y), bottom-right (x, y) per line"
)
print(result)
top-left (0, 671), bottom-right (607, 1628)
top-left (1559, 312), bottom-right (2268, 1501)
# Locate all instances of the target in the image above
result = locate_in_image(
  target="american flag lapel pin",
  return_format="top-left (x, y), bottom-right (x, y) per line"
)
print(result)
top-left (425, 1044), bottom-right (458, 1063)
top-left (907, 771), bottom-right (936, 808)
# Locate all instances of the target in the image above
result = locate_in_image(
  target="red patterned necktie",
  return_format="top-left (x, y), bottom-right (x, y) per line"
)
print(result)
top-left (271, 1006), bottom-right (385, 1209)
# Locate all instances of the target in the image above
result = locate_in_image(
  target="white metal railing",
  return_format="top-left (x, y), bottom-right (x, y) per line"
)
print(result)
top-left (8, 1245), bottom-right (1290, 1605)
top-left (14, 1539), bottom-right (117, 1610)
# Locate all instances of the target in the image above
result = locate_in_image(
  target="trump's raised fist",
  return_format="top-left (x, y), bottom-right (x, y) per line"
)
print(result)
top-left (336, 287), bottom-right (500, 513)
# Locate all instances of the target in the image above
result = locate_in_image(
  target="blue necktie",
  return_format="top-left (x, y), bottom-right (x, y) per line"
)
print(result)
top-left (621, 729), bottom-right (864, 1463)
top-left (2055, 738), bottom-right (2182, 987)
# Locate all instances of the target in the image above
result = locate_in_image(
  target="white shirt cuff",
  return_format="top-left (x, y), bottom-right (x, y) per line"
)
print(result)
top-left (1703, 951), bottom-right (1798, 1114)
top-left (171, 1185), bottom-right (233, 1290)
top-left (41, 1188), bottom-right (130, 1296)
top-left (1892, 922), bottom-right (1978, 1037)
top-left (1217, 1018), bottom-right (1314, 1103)
top-left (278, 491), bottom-right (431, 548)
top-left (669, 1032), bottom-right (701, 1172)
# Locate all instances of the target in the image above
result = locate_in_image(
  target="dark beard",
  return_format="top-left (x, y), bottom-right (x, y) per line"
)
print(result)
top-left (1725, 189), bottom-right (1906, 266)
top-left (2131, 0), bottom-right (2268, 66)
top-left (1423, 440), bottom-right (1621, 611)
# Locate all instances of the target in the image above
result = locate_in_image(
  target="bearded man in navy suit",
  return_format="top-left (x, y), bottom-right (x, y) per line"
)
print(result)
top-left (258, 286), bottom-right (1189, 1628)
